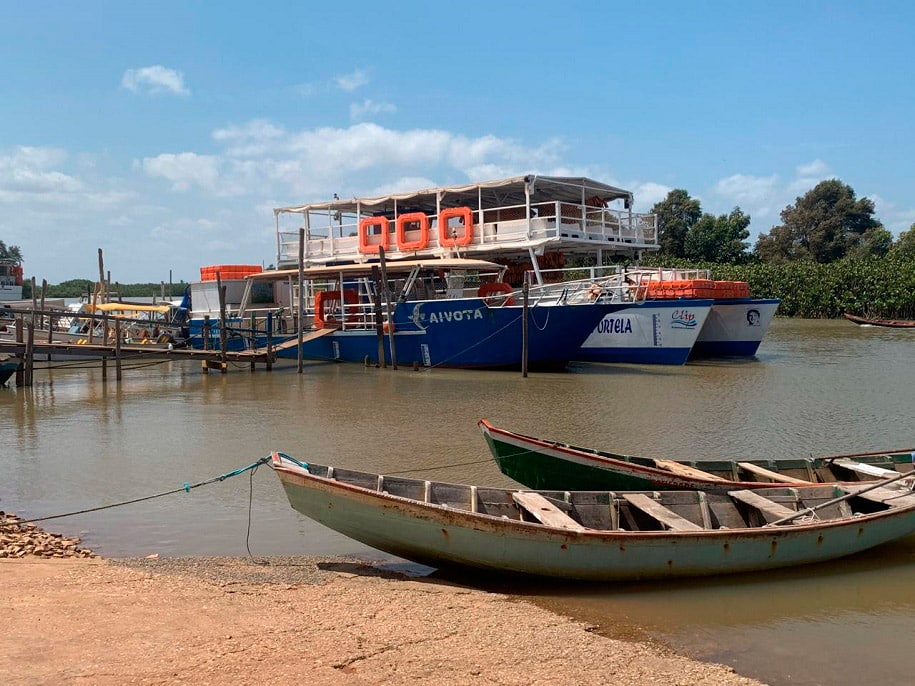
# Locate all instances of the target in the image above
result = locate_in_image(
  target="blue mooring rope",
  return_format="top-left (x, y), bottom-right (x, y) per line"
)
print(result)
top-left (5, 456), bottom-right (273, 525)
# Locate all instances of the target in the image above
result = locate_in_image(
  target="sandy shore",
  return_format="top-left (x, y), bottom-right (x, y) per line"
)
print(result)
top-left (1, 515), bottom-right (763, 685)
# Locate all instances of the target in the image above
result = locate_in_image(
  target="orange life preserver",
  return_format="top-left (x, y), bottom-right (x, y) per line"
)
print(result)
top-left (314, 289), bottom-right (359, 329)
top-left (358, 217), bottom-right (390, 254)
top-left (395, 212), bottom-right (430, 252)
top-left (438, 206), bottom-right (474, 247)
top-left (477, 282), bottom-right (515, 306)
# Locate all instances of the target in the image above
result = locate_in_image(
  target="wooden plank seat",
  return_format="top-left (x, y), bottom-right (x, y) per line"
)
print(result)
top-left (831, 459), bottom-right (899, 479)
top-left (841, 483), bottom-right (915, 508)
top-left (729, 489), bottom-right (798, 522)
top-left (512, 492), bottom-right (584, 532)
top-left (737, 461), bottom-right (810, 484)
top-left (621, 493), bottom-right (704, 531)
top-left (654, 459), bottom-right (727, 481)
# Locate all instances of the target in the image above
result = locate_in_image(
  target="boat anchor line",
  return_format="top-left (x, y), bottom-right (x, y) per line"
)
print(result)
top-left (6, 457), bottom-right (272, 526)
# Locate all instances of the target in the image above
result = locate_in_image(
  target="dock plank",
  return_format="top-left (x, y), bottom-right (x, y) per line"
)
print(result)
top-left (622, 493), bottom-right (704, 531)
top-left (737, 461), bottom-right (810, 484)
top-left (512, 492), bottom-right (584, 532)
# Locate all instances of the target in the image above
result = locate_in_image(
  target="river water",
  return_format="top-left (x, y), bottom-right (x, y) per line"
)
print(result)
top-left (2, 318), bottom-right (914, 685)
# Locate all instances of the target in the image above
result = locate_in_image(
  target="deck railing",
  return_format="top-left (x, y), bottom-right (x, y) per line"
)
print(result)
top-left (276, 200), bottom-right (658, 267)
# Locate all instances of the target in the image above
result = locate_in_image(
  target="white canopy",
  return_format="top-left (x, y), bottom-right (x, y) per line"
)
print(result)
top-left (275, 175), bottom-right (633, 216)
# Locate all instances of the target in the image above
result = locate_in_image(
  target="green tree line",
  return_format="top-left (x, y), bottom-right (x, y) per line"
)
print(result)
top-left (19, 279), bottom-right (189, 300)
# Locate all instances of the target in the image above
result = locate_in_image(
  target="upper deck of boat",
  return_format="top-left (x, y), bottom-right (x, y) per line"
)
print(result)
top-left (274, 175), bottom-right (659, 268)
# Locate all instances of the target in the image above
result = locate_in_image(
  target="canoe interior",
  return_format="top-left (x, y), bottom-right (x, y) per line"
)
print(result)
top-left (498, 433), bottom-right (915, 484)
top-left (302, 464), bottom-right (914, 533)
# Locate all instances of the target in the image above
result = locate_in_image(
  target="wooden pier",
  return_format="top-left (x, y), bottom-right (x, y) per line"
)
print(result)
top-left (0, 336), bottom-right (275, 387)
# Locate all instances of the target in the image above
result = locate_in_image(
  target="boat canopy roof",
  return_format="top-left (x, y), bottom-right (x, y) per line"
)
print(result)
top-left (86, 302), bottom-right (173, 314)
top-left (248, 257), bottom-right (505, 282)
top-left (275, 175), bottom-right (633, 216)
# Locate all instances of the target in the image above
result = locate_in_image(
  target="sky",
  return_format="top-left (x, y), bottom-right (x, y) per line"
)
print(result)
top-left (1, 1), bottom-right (913, 284)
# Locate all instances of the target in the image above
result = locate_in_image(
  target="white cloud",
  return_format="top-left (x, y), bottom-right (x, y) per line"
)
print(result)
top-left (796, 159), bottom-right (830, 177)
top-left (140, 153), bottom-right (220, 191)
top-left (0, 146), bottom-right (83, 201)
top-left (714, 174), bottom-right (780, 205)
top-left (872, 194), bottom-right (915, 235)
top-left (121, 66), bottom-right (190, 95)
top-left (350, 99), bottom-right (397, 120)
top-left (630, 182), bottom-right (672, 211)
top-left (335, 69), bottom-right (369, 92)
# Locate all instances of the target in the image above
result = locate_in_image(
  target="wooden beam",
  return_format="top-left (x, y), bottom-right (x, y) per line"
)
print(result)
top-left (654, 459), bottom-right (727, 481)
top-left (512, 492), bottom-right (584, 532)
top-left (737, 461), bottom-right (810, 484)
top-left (831, 459), bottom-right (899, 479)
top-left (729, 489), bottom-right (797, 522)
top-left (622, 493), bottom-right (704, 531)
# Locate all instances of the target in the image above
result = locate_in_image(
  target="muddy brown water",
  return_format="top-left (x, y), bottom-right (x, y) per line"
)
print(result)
top-left (2, 317), bottom-right (914, 685)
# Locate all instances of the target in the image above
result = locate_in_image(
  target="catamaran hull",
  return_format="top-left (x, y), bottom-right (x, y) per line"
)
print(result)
top-left (275, 468), bottom-right (915, 581)
top-left (691, 299), bottom-right (780, 358)
top-left (191, 299), bottom-right (629, 369)
top-left (576, 300), bottom-right (712, 365)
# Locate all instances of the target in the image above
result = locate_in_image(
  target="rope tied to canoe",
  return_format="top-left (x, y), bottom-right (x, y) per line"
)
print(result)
top-left (6, 456), bottom-right (272, 526)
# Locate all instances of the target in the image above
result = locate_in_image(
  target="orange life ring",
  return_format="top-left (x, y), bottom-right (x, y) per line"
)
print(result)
top-left (477, 282), bottom-right (516, 306)
top-left (358, 217), bottom-right (390, 254)
top-left (438, 206), bottom-right (474, 247)
top-left (395, 212), bottom-right (430, 252)
top-left (314, 289), bottom-right (359, 329)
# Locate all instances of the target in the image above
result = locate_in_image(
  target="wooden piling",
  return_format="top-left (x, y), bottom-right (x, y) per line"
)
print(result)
top-left (379, 247), bottom-right (397, 370)
top-left (371, 265), bottom-right (385, 368)
top-left (297, 227), bottom-right (305, 374)
top-left (522, 277), bottom-right (530, 378)
top-left (25, 321), bottom-right (34, 386)
top-left (114, 318), bottom-right (122, 381)
top-left (14, 316), bottom-right (23, 387)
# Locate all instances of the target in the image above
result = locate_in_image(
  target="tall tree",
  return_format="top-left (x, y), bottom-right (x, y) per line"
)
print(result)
top-left (0, 240), bottom-right (23, 263)
top-left (890, 224), bottom-right (915, 258)
top-left (651, 189), bottom-right (702, 258)
top-left (684, 208), bottom-right (751, 263)
top-left (755, 179), bottom-right (883, 263)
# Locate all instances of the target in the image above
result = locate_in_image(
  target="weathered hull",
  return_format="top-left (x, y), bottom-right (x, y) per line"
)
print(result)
top-left (0, 359), bottom-right (17, 385)
top-left (275, 467), bottom-right (915, 581)
top-left (691, 299), bottom-right (780, 358)
top-left (480, 420), bottom-right (915, 493)
top-left (844, 313), bottom-right (915, 328)
top-left (576, 300), bottom-right (712, 365)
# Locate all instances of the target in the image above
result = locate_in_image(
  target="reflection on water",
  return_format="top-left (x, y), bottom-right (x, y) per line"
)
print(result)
top-left (2, 318), bottom-right (915, 686)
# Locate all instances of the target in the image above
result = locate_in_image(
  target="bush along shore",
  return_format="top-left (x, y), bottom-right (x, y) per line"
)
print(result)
top-left (0, 512), bottom-right (96, 559)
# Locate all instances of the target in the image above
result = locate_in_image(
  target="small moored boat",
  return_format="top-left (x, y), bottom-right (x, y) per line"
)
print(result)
top-left (480, 419), bottom-right (915, 493)
top-left (270, 452), bottom-right (915, 581)
top-left (844, 313), bottom-right (915, 328)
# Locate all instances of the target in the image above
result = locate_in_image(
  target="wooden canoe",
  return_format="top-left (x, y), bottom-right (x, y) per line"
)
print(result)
top-left (844, 313), bottom-right (915, 328)
top-left (480, 419), bottom-right (915, 493)
top-left (271, 452), bottom-right (915, 581)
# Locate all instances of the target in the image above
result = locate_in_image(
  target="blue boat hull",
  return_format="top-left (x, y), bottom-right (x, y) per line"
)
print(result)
top-left (190, 299), bottom-right (627, 370)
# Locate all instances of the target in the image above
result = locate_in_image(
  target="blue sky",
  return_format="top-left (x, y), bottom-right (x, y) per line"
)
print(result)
top-left (2, 1), bottom-right (913, 283)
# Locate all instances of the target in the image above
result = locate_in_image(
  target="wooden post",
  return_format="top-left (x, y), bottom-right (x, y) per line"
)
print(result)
top-left (216, 276), bottom-right (228, 373)
top-left (39, 279), bottom-right (47, 331)
top-left (14, 316), bottom-right (24, 386)
top-left (25, 320), bottom-right (34, 386)
top-left (522, 276), bottom-right (530, 378)
top-left (114, 318), bottom-right (122, 381)
top-left (97, 249), bottom-right (105, 302)
top-left (202, 315), bottom-right (211, 374)
top-left (371, 266), bottom-right (385, 367)
top-left (101, 311), bottom-right (108, 382)
top-left (266, 312), bottom-right (273, 371)
top-left (297, 228), bottom-right (305, 374)
top-left (379, 246), bottom-right (397, 370)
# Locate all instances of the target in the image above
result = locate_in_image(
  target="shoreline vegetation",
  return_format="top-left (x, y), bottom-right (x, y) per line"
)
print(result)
top-left (17, 254), bottom-right (915, 321)
top-left (1, 514), bottom-right (762, 685)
